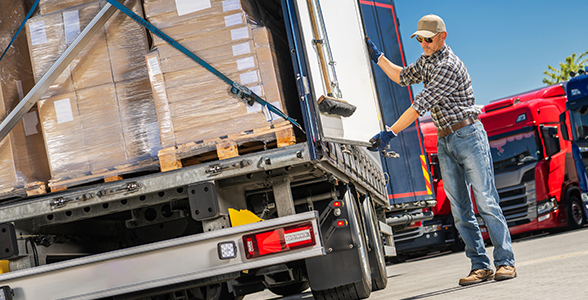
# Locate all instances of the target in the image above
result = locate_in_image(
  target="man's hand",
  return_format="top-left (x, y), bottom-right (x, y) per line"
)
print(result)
top-left (367, 130), bottom-right (396, 151)
top-left (365, 37), bottom-right (383, 64)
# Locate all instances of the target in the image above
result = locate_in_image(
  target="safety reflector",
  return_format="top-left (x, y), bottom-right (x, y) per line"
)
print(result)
top-left (329, 200), bottom-right (344, 208)
top-left (243, 222), bottom-right (315, 259)
top-left (334, 219), bottom-right (348, 228)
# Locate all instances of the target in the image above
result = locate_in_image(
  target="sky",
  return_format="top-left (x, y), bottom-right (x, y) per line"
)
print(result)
top-left (393, 0), bottom-right (588, 106)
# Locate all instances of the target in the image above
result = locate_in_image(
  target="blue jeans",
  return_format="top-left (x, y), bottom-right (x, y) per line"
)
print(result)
top-left (437, 121), bottom-right (515, 270)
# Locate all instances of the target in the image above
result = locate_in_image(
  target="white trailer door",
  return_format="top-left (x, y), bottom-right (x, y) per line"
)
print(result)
top-left (294, 0), bottom-right (383, 146)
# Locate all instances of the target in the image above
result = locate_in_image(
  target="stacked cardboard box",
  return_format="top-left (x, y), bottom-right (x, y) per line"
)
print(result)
top-left (0, 0), bottom-right (50, 195)
top-left (143, 0), bottom-right (294, 153)
top-left (26, 0), bottom-right (160, 188)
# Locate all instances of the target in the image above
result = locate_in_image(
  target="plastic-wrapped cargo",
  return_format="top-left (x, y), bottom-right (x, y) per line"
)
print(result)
top-left (0, 0), bottom-right (51, 197)
top-left (25, 0), bottom-right (161, 191)
top-left (38, 0), bottom-right (95, 15)
top-left (144, 0), bottom-right (296, 171)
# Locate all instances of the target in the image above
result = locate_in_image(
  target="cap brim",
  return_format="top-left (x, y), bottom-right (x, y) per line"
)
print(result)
top-left (411, 30), bottom-right (436, 38)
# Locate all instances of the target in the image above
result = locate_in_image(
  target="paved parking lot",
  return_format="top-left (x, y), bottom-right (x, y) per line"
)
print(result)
top-left (247, 227), bottom-right (588, 299)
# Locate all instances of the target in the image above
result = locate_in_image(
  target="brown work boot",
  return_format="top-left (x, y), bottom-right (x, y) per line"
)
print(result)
top-left (458, 269), bottom-right (494, 286)
top-left (495, 265), bottom-right (517, 281)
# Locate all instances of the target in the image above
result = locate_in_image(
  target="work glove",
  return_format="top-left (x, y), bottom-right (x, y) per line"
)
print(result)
top-left (367, 130), bottom-right (396, 152)
top-left (365, 37), bottom-right (383, 64)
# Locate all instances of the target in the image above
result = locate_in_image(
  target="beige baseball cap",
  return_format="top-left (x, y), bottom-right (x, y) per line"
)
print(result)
top-left (410, 14), bottom-right (446, 38)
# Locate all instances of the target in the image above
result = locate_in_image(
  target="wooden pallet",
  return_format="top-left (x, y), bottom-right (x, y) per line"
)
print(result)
top-left (48, 158), bottom-right (160, 193)
top-left (0, 181), bottom-right (48, 201)
top-left (158, 122), bottom-right (296, 172)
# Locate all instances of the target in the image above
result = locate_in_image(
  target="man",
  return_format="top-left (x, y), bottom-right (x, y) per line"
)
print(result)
top-left (366, 14), bottom-right (516, 286)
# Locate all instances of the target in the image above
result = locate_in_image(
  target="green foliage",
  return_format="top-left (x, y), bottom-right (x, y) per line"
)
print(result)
top-left (543, 51), bottom-right (588, 85)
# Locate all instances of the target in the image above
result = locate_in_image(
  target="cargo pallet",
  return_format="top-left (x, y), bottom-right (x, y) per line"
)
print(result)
top-left (158, 121), bottom-right (296, 172)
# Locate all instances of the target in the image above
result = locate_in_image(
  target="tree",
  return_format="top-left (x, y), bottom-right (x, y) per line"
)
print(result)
top-left (543, 51), bottom-right (588, 85)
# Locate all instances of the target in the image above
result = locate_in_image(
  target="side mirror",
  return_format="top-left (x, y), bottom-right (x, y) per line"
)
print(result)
top-left (559, 112), bottom-right (570, 141)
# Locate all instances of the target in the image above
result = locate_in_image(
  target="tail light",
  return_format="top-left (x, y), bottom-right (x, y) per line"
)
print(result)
top-left (243, 222), bottom-right (315, 259)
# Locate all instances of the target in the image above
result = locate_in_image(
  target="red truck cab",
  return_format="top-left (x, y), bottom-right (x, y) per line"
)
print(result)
top-left (478, 84), bottom-right (584, 238)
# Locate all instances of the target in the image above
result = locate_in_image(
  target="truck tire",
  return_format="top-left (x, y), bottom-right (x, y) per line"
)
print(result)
top-left (567, 195), bottom-right (586, 229)
top-left (311, 193), bottom-right (372, 300)
top-left (268, 280), bottom-right (310, 296)
top-left (362, 198), bottom-right (388, 291)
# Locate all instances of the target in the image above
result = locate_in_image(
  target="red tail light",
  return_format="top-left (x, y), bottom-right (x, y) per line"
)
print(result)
top-left (243, 222), bottom-right (316, 259)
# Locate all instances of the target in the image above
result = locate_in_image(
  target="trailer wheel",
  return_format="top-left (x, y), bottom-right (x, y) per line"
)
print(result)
top-left (567, 195), bottom-right (586, 229)
top-left (311, 194), bottom-right (372, 300)
top-left (268, 280), bottom-right (310, 296)
top-left (362, 198), bottom-right (388, 291)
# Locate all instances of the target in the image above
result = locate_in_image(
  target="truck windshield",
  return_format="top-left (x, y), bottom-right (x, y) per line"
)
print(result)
top-left (489, 131), bottom-right (540, 173)
top-left (570, 105), bottom-right (588, 141)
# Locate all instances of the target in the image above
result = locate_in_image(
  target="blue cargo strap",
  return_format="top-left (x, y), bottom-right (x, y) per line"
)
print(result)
top-left (0, 0), bottom-right (40, 63)
top-left (104, 0), bottom-right (304, 133)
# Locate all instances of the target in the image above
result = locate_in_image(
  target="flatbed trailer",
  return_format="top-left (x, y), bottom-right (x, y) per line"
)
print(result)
top-left (0, 1), bottom-right (434, 299)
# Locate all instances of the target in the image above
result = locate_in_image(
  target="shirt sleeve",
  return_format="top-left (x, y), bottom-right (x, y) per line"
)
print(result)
top-left (398, 60), bottom-right (423, 87)
top-left (410, 61), bottom-right (461, 115)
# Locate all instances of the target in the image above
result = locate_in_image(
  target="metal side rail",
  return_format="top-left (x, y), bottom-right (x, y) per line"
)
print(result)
top-left (0, 3), bottom-right (116, 141)
top-left (0, 143), bottom-right (310, 224)
top-left (0, 211), bottom-right (323, 300)
top-left (316, 143), bottom-right (388, 208)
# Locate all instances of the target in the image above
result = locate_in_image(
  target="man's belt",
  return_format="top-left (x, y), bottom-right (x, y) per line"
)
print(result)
top-left (437, 115), bottom-right (480, 138)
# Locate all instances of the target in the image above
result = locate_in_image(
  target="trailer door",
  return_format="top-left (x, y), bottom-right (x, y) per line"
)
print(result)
top-left (360, 0), bottom-right (434, 205)
top-left (282, 0), bottom-right (382, 146)
top-left (281, 0), bottom-right (434, 204)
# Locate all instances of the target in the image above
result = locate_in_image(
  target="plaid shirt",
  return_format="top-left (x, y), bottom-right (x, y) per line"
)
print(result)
top-left (399, 44), bottom-right (480, 130)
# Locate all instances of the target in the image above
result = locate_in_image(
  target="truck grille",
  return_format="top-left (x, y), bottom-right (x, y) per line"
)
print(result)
top-left (393, 226), bottom-right (423, 243)
top-left (496, 180), bottom-right (536, 226)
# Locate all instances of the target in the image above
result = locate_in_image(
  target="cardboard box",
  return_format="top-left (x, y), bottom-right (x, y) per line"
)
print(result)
top-left (116, 78), bottom-right (161, 162)
top-left (155, 29), bottom-right (255, 68)
top-left (105, 0), bottom-right (150, 82)
top-left (0, 0), bottom-right (50, 190)
top-left (76, 83), bottom-right (128, 171)
top-left (144, 0), bottom-right (256, 30)
top-left (39, 0), bottom-right (93, 15)
top-left (37, 92), bottom-right (91, 178)
top-left (26, 0), bottom-right (151, 90)
top-left (26, 1), bottom-right (110, 95)
top-left (145, 28), bottom-right (287, 146)
top-left (37, 79), bottom-right (161, 181)
top-left (29, 0), bottom-right (160, 184)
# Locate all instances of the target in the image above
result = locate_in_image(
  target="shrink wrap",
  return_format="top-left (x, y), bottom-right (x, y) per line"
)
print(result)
top-left (25, 0), bottom-right (160, 189)
top-left (0, 0), bottom-right (50, 195)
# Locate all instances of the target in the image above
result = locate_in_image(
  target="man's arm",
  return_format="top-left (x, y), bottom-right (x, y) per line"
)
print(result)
top-left (377, 56), bottom-right (403, 85)
top-left (389, 106), bottom-right (420, 134)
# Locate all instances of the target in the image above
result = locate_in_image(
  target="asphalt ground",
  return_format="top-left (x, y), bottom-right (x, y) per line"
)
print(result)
top-left (246, 226), bottom-right (588, 300)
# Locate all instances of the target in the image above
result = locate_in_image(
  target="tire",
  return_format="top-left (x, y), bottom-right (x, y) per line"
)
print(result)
top-left (268, 280), bottom-right (310, 296)
top-left (312, 191), bottom-right (372, 300)
top-left (567, 195), bottom-right (586, 229)
top-left (362, 198), bottom-right (388, 291)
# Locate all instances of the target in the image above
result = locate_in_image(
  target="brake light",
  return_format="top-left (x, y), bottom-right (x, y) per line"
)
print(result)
top-left (243, 222), bottom-right (315, 259)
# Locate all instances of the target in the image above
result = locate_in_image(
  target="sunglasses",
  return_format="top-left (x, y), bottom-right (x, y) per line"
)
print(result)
top-left (415, 33), bottom-right (440, 43)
